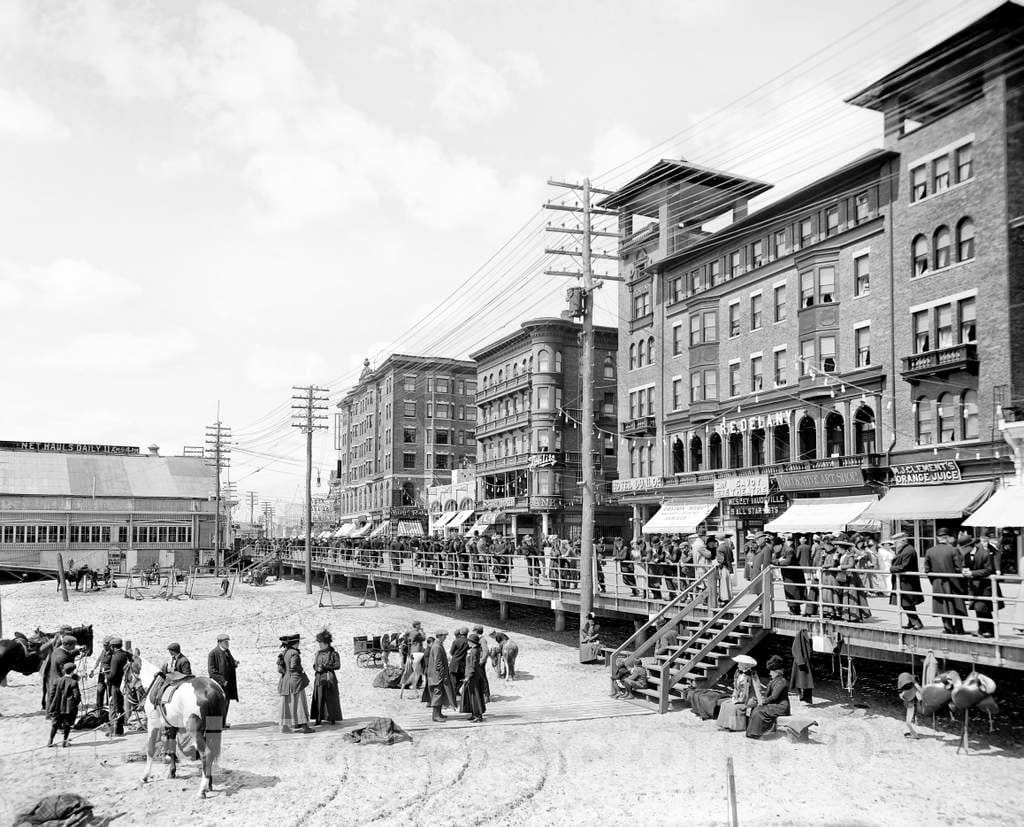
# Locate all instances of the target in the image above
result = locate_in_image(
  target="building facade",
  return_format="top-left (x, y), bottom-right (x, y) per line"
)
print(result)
top-left (469, 317), bottom-right (628, 540)
top-left (426, 467), bottom-right (478, 534)
top-left (0, 441), bottom-right (220, 573)
top-left (330, 355), bottom-right (478, 532)
top-left (607, 4), bottom-right (1023, 562)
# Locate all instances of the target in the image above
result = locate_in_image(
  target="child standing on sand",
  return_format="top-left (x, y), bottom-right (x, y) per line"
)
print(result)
top-left (898, 671), bottom-right (922, 739)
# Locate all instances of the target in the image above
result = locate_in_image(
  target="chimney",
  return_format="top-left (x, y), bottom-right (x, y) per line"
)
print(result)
top-left (147, 444), bottom-right (160, 456)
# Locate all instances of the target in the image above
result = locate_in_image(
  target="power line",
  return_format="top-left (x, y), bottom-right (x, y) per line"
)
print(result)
top-left (291, 385), bottom-right (329, 593)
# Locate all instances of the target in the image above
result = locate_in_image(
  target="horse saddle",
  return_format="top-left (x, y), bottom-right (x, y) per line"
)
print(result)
top-left (149, 673), bottom-right (194, 707)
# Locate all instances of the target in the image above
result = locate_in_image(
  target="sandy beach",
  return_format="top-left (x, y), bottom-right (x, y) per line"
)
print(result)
top-left (0, 576), bottom-right (1021, 826)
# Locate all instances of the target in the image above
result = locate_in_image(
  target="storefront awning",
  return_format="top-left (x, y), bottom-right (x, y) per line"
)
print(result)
top-left (334, 523), bottom-right (355, 538)
top-left (642, 500), bottom-right (717, 535)
top-left (764, 496), bottom-right (877, 534)
top-left (432, 511), bottom-right (457, 530)
top-left (963, 485), bottom-right (1022, 527)
top-left (350, 522), bottom-right (373, 538)
top-left (398, 520), bottom-right (424, 536)
top-left (477, 511), bottom-right (502, 525)
top-left (860, 481), bottom-right (992, 522)
top-left (447, 510), bottom-right (474, 528)
top-left (368, 522), bottom-right (390, 538)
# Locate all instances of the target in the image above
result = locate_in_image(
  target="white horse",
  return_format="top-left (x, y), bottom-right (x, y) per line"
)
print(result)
top-left (138, 658), bottom-right (225, 798)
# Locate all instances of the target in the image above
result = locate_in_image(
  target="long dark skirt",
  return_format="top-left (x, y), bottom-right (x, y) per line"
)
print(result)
top-left (781, 568), bottom-right (806, 612)
top-left (746, 701), bottom-right (790, 738)
top-left (311, 675), bottom-right (343, 723)
top-left (459, 673), bottom-right (487, 719)
top-left (689, 689), bottom-right (728, 720)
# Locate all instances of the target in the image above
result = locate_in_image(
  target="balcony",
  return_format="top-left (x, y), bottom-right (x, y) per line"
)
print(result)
top-left (475, 410), bottom-right (530, 437)
top-left (621, 416), bottom-right (656, 436)
top-left (688, 400), bottom-right (719, 424)
top-left (901, 343), bottom-right (979, 381)
top-left (476, 371), bottom-right (531, 403)
top-left (668, 452), bottom-right (884, 488)
top-left (476, 453), bottom-right (533, 473)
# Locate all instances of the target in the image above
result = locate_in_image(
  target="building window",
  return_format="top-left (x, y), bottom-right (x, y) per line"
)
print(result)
top-left (691, 267), bottom-right (704, 293)
top-left (404, 375), bottom-right (416, 392)
top-left (728, 251), bottom-right (741, 277)
top-left (959, 297), bottom-right (976, 342)
top-left (798, 416), bottom-right (817, 460)
top-left (602, 392), bottom-right (615, 416)
top-left (629, 343), bottom-right (636, 370)
top-left (934, 226), bottom-right (951, 269)
top-left (936, 393), bottom-right (955, 443)
top-left (709, 260), bottom-right (721, 285)
top-left (915, 398), bottom-right (934, 445)
top-left (751, 239), bottom-right (763, 268)
top-left (118, 526), bottom-right (128, 543)
top-left (673, 324), bottom-right (683, 356)
top-left (670, 276), bottom-right (684, 303)
top-left (538, 348), bottom-right (551, 371)
top-left (728, 433), bottom-right (744, 468)
top-left (646, 337), bottom-right (655, 364)
top-left (457, 405), bottom-right (465, 420)
top-left (403, 427), bottom-right (416, 443)
top-left (555, 351), bottom-right (563, 372)
top-left (750, 294), bottom-right (763, 330)
top-left (750, 428), bottom-right (766, 466)
top-left (690, 372), bottom-right (701, 403)
top-left (774, 423), bottom-right (790, 462)
top-left (818, 265), bottom-right (835, 304)
top-left (690, 436), bottom-right (703, 471)
top-left (672, 378), bottom-right (683, 410)
top-left (800, 339), bottom-right (815, 376)
top-left (854, 405), bottom-right (876, 454)
top-left (403, 453), bottom-right (417, 469)
top-left (708, 433), bottom-right (723, 469)
top-left (933, 155), bottom-right (950, 194)
top-left (728, 303), bottom-right (740, 337)
top-left (403, 401), bottom-right (416, 417)
top-left (854, 254), bottom-right (869, 296)
top-left (826, 206), bottom-right (839, 237)
top-left (750, 356), bottom-right (763, 391)
top-left (956, 143), bottom-right (973, 182)
top-left (704, 369), bottom-right (718, 400)
top-left (637, 340), bottom-right (646, 367)
top-left (912, 235), bottom-right (929, 276)
top-left (820, 336), bottom-right (837, 373)
top-left (855, 325), bottom-right (871, 367)
top-left (774, 285), bottom-right (786, 322)
top-left (855, 192), bottom-right (870, 223)
top-left (913, 310), bottom-right (930, 353)
top-left (911, 165), bottom-right (927, 201)
top-left (603, 356), bottom-right (615, 378)
top-left (962, 389), bottom-right (979, 439)
top-left (773, 228), bottom-right (787, 257)
top-left (936, 304), bottom-right (954, 349)
top-left (632, 292), bottom-right (651, 319)
top-left (957, 217), bottom-right (975, 261)
top-left (688, 316), bottom-right (700, 347)
top-left (435, 454), bottom-right (449, 470)
top-left (703, 311), bottom-right (718, 342)
top-left (800, 271), bottom-right (814, 308)
top-left (729, 363), bottom-right (741, 397)
top-left (774, 349), bottom-right (787, 386)
top-left (427, 402), bottom-right (434, 418)
top-left (799, 218), bottom-right (813, 247)
top-left (825, 412), bottom-right (845, 457)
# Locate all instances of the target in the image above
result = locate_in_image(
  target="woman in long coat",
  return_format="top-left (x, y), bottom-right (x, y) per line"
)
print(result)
top-left (311, 630), bottom-right (343, 725)
top-left (277, 634), bottom-right (313, 734)
top-left (459, 633), bottom-right (487, 722)
top-left (746, 655), bottom-right (790, 739)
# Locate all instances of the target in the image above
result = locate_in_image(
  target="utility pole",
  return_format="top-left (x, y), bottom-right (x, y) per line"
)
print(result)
top-left (292, 385), bottom-right (330, 594)
top-left (247, 491), bottom-right (258, 526)
top-left (204, 419), bottom-right (232, 568)
top-left (545, 178), bottom-right (620, 625)
top-left (261, 500), bottom-right (275, 539)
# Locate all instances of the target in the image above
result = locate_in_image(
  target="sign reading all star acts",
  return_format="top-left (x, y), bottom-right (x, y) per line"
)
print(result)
top-left (891, 460), bottom-right (961, 486)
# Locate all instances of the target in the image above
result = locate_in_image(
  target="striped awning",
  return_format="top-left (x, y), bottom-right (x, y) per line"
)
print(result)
top-left (765, 496), bottom-right (876, 534)
top-left (398, 520), bottom-right (424, 536)
top-left (447, 510), bottom-right (475, 528)
top-left (432, 511), bottom-right (458, 530)
top-left (368, 522), bottom-right (390, 538)
top-left (349, 522), bottom-right (373, 538)
top-left (334, 523), bottom-right (355, 538)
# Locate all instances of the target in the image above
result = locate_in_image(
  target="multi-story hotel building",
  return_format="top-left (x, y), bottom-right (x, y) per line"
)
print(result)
top-left (606, 3), bottom-right (1023, 563)
top-left (331, 355), bottom-right (478, 534)
top-left (469, 317), bottom-right (628, 540)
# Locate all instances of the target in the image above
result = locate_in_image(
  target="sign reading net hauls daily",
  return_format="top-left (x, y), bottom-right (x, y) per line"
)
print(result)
top-left (891, 460), bottom-right (962, 486)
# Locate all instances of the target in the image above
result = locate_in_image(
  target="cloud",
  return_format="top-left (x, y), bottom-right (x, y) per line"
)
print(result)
top-left (42, 330), bottom-right (196, 370)
top-left (138, 151), bottom-right (206, 181)
top-left (502, 51), bottom-right (545, 86)
top-left (0, 258), bottom-right (136, 307)
top-left (588, 125), bottom-right (654, 184)
top-left (0, 87), bottom-right (69, 141)
top-left (243, 346), bottom-right (331, 390)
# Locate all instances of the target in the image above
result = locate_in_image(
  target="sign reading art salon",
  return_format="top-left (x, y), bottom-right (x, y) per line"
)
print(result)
top-left (891, 460), bottom-right (962, 486)
top-left (713, 475), bottom-right (770, 498)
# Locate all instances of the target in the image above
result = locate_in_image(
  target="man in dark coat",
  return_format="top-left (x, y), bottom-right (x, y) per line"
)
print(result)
top-left (45, 635), bottom-right (77, 715)
top-left (106, 637), bottom-right (132, 736)
top-left (164, 643), bottom-right (192, 676)
top-left (924, 529), bottom-right (966, 634)
top-left (207, 633), bottom-right (239, 727)
top-left (90, 636), bottom-right (114, 710)
top-left (960, 537), bottom-right (996, 637)
top-left (790, 629), bottom-right (814, 703)
top-left (889, 533), bottom-right (924, 629)
top-left (427, 631), bottom-right (455, 722)
top-left (448, 628), bottom-right (469, 688)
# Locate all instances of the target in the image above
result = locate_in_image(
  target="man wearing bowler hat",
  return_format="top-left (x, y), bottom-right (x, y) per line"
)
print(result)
top-left (208, 634), bottom-right (239, 727)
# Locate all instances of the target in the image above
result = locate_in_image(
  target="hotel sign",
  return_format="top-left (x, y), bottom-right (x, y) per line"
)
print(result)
top-left (714, 475), bottom-right (770, 498)
top-left (774, 467), bottom-right (864, 491)
top-left (612, 476), bottom-right (664, 494)
top-left (0, 441), bottom-right (140, 455)
top-left (529, 452), bottom-right (559, 468)
top-left (891, 460), bottom-right (961, 486)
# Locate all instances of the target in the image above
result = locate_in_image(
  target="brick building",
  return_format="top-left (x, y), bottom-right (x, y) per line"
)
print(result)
top-left (606, 4), bottom-right (1022, 560)
top-left (331, 355), bottom-right (478, 535)
top-left (469, 317), bottom-right (628, 540)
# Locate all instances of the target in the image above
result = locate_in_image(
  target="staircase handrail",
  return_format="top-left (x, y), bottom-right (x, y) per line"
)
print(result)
top-left (658, 568), bottom-right (772, 713)
top-left (607, 566), bottom-right (717, 676)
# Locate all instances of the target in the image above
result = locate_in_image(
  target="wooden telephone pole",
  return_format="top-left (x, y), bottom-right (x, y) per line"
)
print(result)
top-left (204, 419), bottom-right (232, 568)
top-left (292, 385), bottom-right (329, 594)
top-left (544, 179), bottom-right (620, 623)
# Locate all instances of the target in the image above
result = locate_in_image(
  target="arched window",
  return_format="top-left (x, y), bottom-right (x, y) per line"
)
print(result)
top-left (915, 397), bottom-right (934, 445)
top-left (538, 349), bottom-right (551, 371)
top-left (690, 436), bottom-right (704, 471)
top-left (957, 217), bottom-right (975, 261)
top-left (647, 337), bottom-right (655, 364)
top-left (603, 356), bottom-right (615, 379)
top-left (554, 351), bottom-right (563, 373)
top-left (629, 446), bottom-right (639, 477)
top-left (934, 225), bottom-right (951, 269)
top-left (825, 412), bottom-right (845, 457)
top-left (854, 405), bottom-right (876, 454)
top-left (629, 344), bottom-right (636, 370)
top-left (750, 428), bottom-right (766, 466)
top-left (936, 393), bottom-right (955, 443)
top-left (773, 423), bottom-right (790, 463)
top-left (529, 355), bottom-right (534, 372)
top-left (798, 415), bottom-right (817, 460)
top-left (913, 235), bottom-right (929, 276)
top-left (729, 432), bottom-right (744, 468)
top-left (512, 362), bottom-right (518, 377)
top-left (708, 433), bottom-right (723, 470)
top-left (497, 368), bottom-right (503, 383)
top-left (962, 389), bottom-right (979, 440)
top-left (672, 437), bottom-right (686, 474)
top-left (637, 341), bottom-right (646, 368)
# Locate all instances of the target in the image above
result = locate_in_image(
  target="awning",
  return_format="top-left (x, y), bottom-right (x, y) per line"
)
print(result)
top-left (764, 496), bottom-right (877, 534)
top-left (963, 485), bottom-right (1023, 527)
top-left (398, 520), bottom-right (424, 536)
top-left (350, 522), bottom-right (373, 538)
top-left (859, 481), bottom-right (993, 522)
top-left (317, 530), bottom-right (333, 540)
top-left (368, 522), bottom-right (390, 538)
top-left (447, 510), bottom-right (474, 528)
top-left (432, 511), bottom-right (457, 530)
top-left (642, 500), bottom-right (717, 535)
top-left (477, 511), bottom-right (502, 525)
top-left (334, 523), bottom-right (355, 538)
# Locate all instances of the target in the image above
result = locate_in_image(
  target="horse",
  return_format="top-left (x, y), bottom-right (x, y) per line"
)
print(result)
top-left (0, 634), bottom-right (48, 686)
top-left (138, 658), bottom-right (225, 798)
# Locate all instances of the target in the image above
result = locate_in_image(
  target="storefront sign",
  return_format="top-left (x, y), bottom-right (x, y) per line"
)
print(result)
top-left (725, 494), bottom-right (788, 518)
top-left (482, 496), bottom-right (516, 510)
top-left (0, 441), bottom-right (139, 455)
top-left (891, 460), bottom-right (961, 486)
top-left (531, 496), bottom-right (562, 510)
top-left (715, 410), bottom-right (790, 436)
top-left (774, 467), bottom-right (864, 491)
top-left (714, 475), bottom-right (769, 498)
top-left (612, 476), bottom-right (664, 494)
top-left (529, 452), bottom-right (559, 468)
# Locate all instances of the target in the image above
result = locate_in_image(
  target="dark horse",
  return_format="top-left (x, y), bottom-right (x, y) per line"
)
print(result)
top-left (0, 625), bottom-right (93, 707)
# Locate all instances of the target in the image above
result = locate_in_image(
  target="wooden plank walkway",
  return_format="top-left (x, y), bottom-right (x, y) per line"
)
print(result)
top-left (400, 696), bottom-right (654, 732)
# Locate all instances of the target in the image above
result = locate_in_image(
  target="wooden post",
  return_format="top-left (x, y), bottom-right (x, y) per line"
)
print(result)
top-left (554, 610), bottom-right (566, 632)
top-left (726, 756), bottom-right (739, 827)
top-left (56, 553), bottom-right (69, 603)
top-left (499, 601), bottom-right (509, 622)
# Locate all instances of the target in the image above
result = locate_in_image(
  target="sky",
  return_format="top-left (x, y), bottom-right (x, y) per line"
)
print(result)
top-left (0, 0), bottom-right (1004, 522)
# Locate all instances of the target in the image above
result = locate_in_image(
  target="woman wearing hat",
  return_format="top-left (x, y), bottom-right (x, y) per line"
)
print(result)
top-left (746, 655), bottom-right (790, 739)
top-left (459, 633), bottom-right (487, 722)
top-left (897, 671), bottom-right (922, 739)
top-left (716, 655), bottom-right (763, 731)
top-left (311, 630), bottom-right (343, 726)
top-left (277, 634), bottom-right (313, 734)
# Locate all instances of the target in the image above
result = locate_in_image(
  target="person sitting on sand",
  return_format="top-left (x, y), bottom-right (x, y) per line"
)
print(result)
top-left (746, 655), bottom-right (790, 739)
top-left (716, 654), bottom-right (763, 731)
top-left (612, 657), bottom-right (647, 699)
